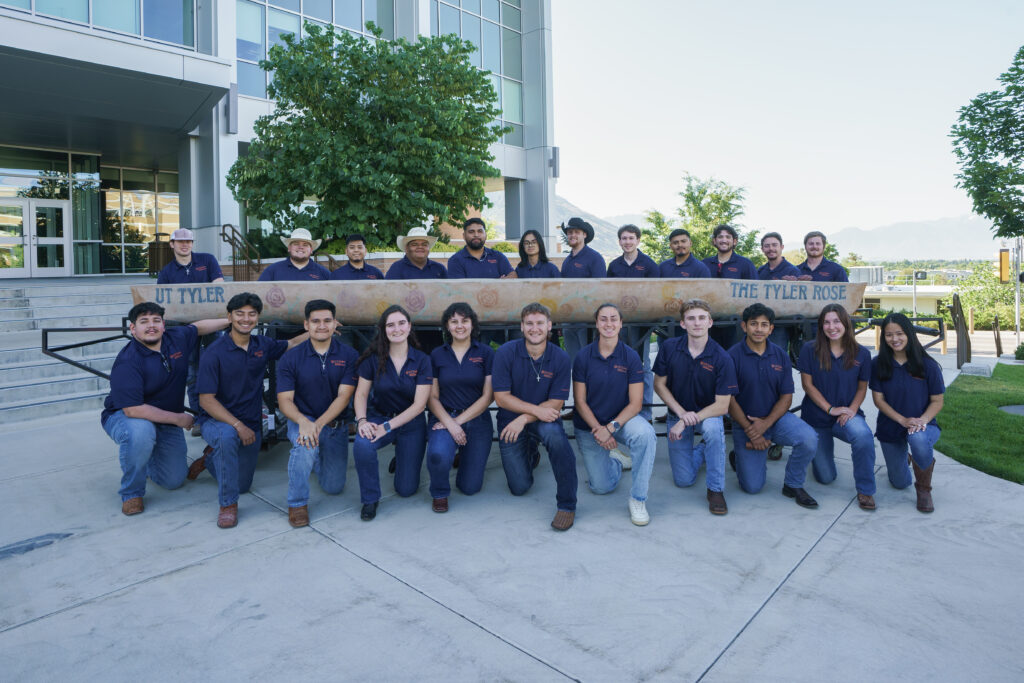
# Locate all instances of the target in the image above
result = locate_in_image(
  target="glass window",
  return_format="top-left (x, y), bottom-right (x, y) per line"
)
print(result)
top-left (100, 166), bottom-right (120, 190)
top-left (501, 78), bottom-right (522, 123)
top-left (462, 14), bottom-right (481, 67)
top-left (429, 0), bottom-right (437, 36)
top-left (335, 0), bottom-right (361, 30)
top-left (72, 156), bottom-right (102, 242)
top-left (156, 172), bottom-right (178, 193)
top-left (156, 192), bottom-right (180, 236)
top-left (462, 0), bottom-right (480, 13)
top-left (304, 0), bottom-right (332, 22)
top-left (270, 0), bottom-right (300, 10)
top-left (0, 0), bottom-right (31, 10)
top-left (438, 2), bottom-right (459, 36)
top-left (501, 27), bottom-right (521, 79)
top-left (35, 0), bottom-right (88, 23)
top-left (93, 0), bottom-right (140, 34)
top-left (269, 8), bottom-right (300, 51)
top-left (0, 205), bottom-right (23, 239)
top-left (124, 245), bottom-right (148, 273)
top-left (488, 73), bottom-right (501, 107)
top-left (504, 123), bottom-right (523, 147)
top-left (302, 18), bottom-right (329, 36)
top-left (504, 0), bottom-right (520, 7)
top-left (144, 0), bottom-right (195, 47)
top-left (71, 154), bottom-right (99, 180)
top-left (0, 176), bottom-right (69, 200)
top-left (73, 243), bottom-right (100, 274)
top-left (121, 192), bottom-right (156, 243)
top-left (481, 20), bottom-right (499, 73)
top-left (481, 0), bottom-right (498, 21)
top-left (238, 61), bottom-right (267, 97)
top-left (122, 169), bottom-right (154, 192)
top-left (237, 1), bottom-right (265, 60)
top-left (501, 3), bottom-right (520, 31)
top-left (366, 0), bottom-right (393, 39)
top-left (101, 190), bottom-right (122, 243)
top-left (0, 147), bottom-right (68, 177)
top-left (100, 245), bottom-right (123, 274)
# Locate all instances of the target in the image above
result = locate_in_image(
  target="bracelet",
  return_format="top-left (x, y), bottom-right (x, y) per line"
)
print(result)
top-left (825, 405), bottom-right (832, 416)
top-left (231, 420), bottom-right (240, 428)
top-left (357, 417), bottom-right (367, 423)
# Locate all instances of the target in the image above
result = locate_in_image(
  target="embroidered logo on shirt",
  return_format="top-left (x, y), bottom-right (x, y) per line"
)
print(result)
top-left (196, 266), bottom-right (207, 271)
top-left (541, 370), bottom-right (554, 379)
top-left (727, 266), bottom-right (738, 273)
top-left (487, 259), bottom-right (497, 264)
top-left (405, 369), bottom-right (418, 377)
top-left (469, 356), bottom-right (484, 364)
top-left (771, 363), bottom-right (783, 372)
top-left (331, 360), bottom-right (345, 367)
top-left (255, 350), bottom-right (264, 358)
top-left (700, 361), bottom-right (715, 372)
top-left (613, 364), bottom-right (628, 373)
top-left (169, 351), bottom-right (183, 360)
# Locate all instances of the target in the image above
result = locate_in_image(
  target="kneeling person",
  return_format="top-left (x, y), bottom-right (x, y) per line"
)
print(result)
top-left (727, 304), bottom-right (819, 508)
top-left (276, 300), bottom-right (359, 527)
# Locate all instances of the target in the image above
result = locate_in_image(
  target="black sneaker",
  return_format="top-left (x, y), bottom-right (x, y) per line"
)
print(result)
top-left (360, 502), bottom-right (378, 521)
top-left (782, 485), bottom-right (819, 509)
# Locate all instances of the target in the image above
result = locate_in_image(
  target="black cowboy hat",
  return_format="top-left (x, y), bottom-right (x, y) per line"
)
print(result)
top-left (562, 216), bottom-right (595, 243)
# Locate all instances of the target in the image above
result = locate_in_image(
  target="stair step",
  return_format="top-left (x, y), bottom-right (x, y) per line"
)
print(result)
top-left (0, 391), bottom-right (107, 425)
top-left (0, 374), bottom-right (109, 403)
top-left (0, 356), bottom-right (116, 383)
top-left (0, 314), bottom-right (128, 333)
top-left (0, 303), bottom-right (133, 323)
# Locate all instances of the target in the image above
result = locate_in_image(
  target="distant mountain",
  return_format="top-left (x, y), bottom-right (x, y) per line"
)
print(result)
top-left (602, 213), bottom-right (649, 229)
top-left (828, 215), bottom-right (1002, 262)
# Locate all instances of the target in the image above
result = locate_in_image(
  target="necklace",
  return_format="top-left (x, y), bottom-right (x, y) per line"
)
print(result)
top-left (529, 353), bottom-right (543, 382)
top-left (316, 350), bottom-right (328, 372)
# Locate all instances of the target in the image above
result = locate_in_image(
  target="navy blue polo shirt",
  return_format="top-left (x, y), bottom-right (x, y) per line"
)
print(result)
top-left (728, 340), bottom-right (794, 418)
top-left (357, 348), bottom-right (433, 416)
top-left (156, 253), bottom-right (223, 284)
top-left (571, 340), bottom-right (644, 430)
top-left (703, 253), bottom-right (758, 279)
top-left (492, 339), bottom-right (571, 430)
top-left (607, 251), bottom-right (658, 278)
top-left (658, 255), bottom-right (711, 278)
top-left (515, 260), bottom-right (561, 279)
top-left (447, 247), bottom-right (513, 278)
top-left (276, 338), bottom-right (359, 419)
top-left (430, 340), bottom-right (494, 412)
top-left (653, 334), bottom-right (738, 412)
top-left (258, 259), bottom-right (331, 281)
top-left (560, 245), bottom-right (606, 278)
top-left (197, 334), bottom-right (289, 430)
top-left (385, 256), bottom-right (448, 280)
top-left (757, 258), bottom-right (801, 280)
top-left (796, 341), bottom-right (871, 428)
top-left (797, 258), bottom-right (848, 282)
top-left (869, 356), bottom-right (945, 442)
top-left (329, 262), bottom-right (384, 280)
top-left (101, 325), bottom-right (199, 426)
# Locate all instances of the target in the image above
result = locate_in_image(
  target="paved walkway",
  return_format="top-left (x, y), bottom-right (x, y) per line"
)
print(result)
top-left (1, 346), bottom-right (1022, 681)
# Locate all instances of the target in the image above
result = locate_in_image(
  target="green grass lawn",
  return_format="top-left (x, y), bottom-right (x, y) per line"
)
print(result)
top-left (937, 363), bottom-right (1024, 484)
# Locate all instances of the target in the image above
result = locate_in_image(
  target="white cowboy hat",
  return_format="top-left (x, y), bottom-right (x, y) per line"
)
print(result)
top-left (280, 228), bottom-right (322, 251)
top-left (396, 226), bottom-right (438, 251)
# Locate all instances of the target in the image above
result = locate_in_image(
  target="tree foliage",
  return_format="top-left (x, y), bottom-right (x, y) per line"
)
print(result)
top-left (227, 23), bottom-right (507, 249)
top-left (942, 262), bottom-right (1020, 330)
top-left (951, 45), bottom-right (1024, 238)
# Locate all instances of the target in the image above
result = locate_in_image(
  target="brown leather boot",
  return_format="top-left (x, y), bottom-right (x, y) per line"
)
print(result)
top-left (288, 505), bottom-right (309, 527)
top-left (217, 503), bottom-right (238, 528)
top-left (912, 460), bottom-right (935, 513)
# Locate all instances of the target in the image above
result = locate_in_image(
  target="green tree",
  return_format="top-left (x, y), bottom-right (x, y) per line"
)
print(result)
top-left (942, 262), bottom-right (1019, 330)
top-left (639, 209), bottom-right (676, 262)
top-left (951, 45), bottom-right (1024, 238)
top-left (227, 23), bottom-right (507, 249)
top-left (841, 251), bottom-right (866, 268)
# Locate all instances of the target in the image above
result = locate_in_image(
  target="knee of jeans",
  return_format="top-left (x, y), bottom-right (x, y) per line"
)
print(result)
top-left (352, 438), bottom-right (377, 461)
top-left (122, 418), bottom-right (157, 448)
top-left (535, 421), bottom-right (564, 439)
top-left (289, 444), bottom-right (317, 468)
top-left (701, 418), bottom-right (725, 441)
top-left (394, 481), bottom-right (419, 498)
top-left (320, 478), bottom-right (345, 495)
top-left (887, 471), bottom-right (912, 490)
top-left (588, 478), bottom-right (617, 495)
top-left (456, 480), bottom-right (482, 496)
top-left (507, 477), bottom-right (531, 496)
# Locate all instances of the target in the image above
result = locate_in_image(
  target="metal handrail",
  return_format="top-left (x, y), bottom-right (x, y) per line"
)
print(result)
top-left (220, 223), bottom-right (262, 281)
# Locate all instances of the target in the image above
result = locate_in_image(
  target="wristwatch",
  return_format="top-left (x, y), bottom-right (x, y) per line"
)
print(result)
top-left (383, 421), bottom-right (392, 433)
top-left (609, 420), bottom-right (621, 433)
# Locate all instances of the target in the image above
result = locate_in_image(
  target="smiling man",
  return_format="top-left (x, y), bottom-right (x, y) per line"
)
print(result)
top-left (157, 228), bottom-right (224, 285)
top-left (259, 228), bottom-right (331, 281)
top-left (447, 217), bottom-right (515, 279)
top-left (658, 228), bottom-right (711, 279)
top-left (385, 227), bottom-right (448, 280)
top-left (797, 231), bottom-right (848, 282)
top-left (329, 233), bottom-right (384, 280)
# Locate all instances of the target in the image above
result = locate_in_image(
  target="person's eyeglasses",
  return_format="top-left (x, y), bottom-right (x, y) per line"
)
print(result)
top-left (522, 240), bottom-right (538, 246)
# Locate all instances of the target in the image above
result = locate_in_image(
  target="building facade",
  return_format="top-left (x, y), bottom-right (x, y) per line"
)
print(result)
top-left (0, 0), bottom-right (556, 278)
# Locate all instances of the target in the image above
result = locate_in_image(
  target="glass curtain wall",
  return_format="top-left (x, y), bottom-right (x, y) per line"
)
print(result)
top-left (100, 167), bottom-right (180, 274)
top-left (1, 1), bottom-right (196, 48)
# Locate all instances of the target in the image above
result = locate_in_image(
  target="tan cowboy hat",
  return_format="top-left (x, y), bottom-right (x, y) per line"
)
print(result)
top-left (396, 226), bottom-right (438, 251)
top-left (280, 228), bottom-right (322, 251)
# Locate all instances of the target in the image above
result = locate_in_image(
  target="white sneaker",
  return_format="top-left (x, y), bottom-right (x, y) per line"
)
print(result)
top-left (609, 448), bottom-right (632, 471)
top-left (628, 497), bottom-right (649, 526)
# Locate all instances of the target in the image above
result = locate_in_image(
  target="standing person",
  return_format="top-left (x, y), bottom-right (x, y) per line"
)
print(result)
top-left (329, 233), bottom-right (384, 280)
top-left (515, 229), bottom-right (560, 279)
top-left (276, 300), bottom-right (359, 527)
top-left (425, 303), bottom-right (495, 513)
top-left (653, 299), bottom-right (738, 515)
top-left (194, 293), bottom-right (308, 528)
top-left (797, 304), bottom-right (876, 510)
top-left (447, 217), bottom-right (516, 279)
top-left (797, 231), bottom-right (848, 282)
top-left (352, 305), bottom-right (433, 521)
top-left (870, 313), bottom-right (945, 513)
top-left (101, 303), bottom-right (227, 515)
top-left (572, 304), bottom-right (659, 526)
top-left (657, 228), bottom-right (711, 278)
top-left (727, 303), bottom-right (819, 508)
top-left (757, 231), bottom-right (801, 359)
top-left (606, 224), bottom-right (658, 420)
top-left (492, 303), bottom-right (578, 531)
top-left (258, 228), bottom-right (331, 281)
top-left (559, 217), bottom-right (606, 364)
top-left (385, 227), bottom-right (448, 279)
top-left (703, 224), bottom-right (757, 349)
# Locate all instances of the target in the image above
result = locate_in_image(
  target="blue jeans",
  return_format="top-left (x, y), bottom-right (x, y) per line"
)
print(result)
top-left (562, 324), bottom-right (589, 364)
top-left (201, 418), bottom-right (262, 507)
top-left (186, 347), bottom-right (200, 415)
top-left (879, 425), bottom-right (940, 489)
top-left (812, 415), bottom-right (877, 495)
top-left (353, 414), bottom-right (427, 504)
top-left (286, 418), bottom-right (349, 508)
top-left (426, 412), bottom-right (494, 498)
top-left (103, 410), bottom-right (188, 501)
top-left (733, 412), bottom-right (817, 493)
top-left (498, 420), bottom-right (578, 511)
top-left (666, 414), bottom-right (726, 492)
top-left (576, 415), bottom-right (658, 501)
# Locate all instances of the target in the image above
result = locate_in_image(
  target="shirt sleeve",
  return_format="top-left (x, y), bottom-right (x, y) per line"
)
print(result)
top-left (415, 353), bottom-right (433, 385)
top-left (857, 347), bottom-right (871, 382)
top-left (626, 348), bottom-right (644, 384)
top-left (482, 346), bottom-right (494, 376)
top-left (108, 358), bottom-right (145, 409)
top-left (276, 351), bottom-right (297, 394)
top-left (357, 357), bottom-right (377, 382)
top-left (447, 254), bottom-right (466, 278)
top-left (868, 357), bottom-right (883, 393)
top-left (257, 263), bottom-right (273, 281)
top-left (491, 346), bottom-right (513, 393)
top-left (715, 350), bottom-right (739, 396)
top-left (926, 357), bottom-right (945, 395)
top-left (571, 352), bottom-right (586, 383)
top-left (590, 253), bottom-right (607, 278)
top-left (796, 342), bottom-right (814, 374)
top-left (385, 263), bottom-right (401, 280)
top-left (156, 265), bottom-right (169, 284)
top-left (695, 260), bottom-right (711, 278)
top-left (207, 256), bottom-right (224, 281)
top-left (779, 351), bottom-right (795, 395)
top-left (341, 348), bottom-right (360, 386)
top-left (177, 324), bottom-right (199, 353)
top-left (269, 338), bottom-right (290, 361)
top-left (549, 351), bottom-right (571, 401)
top-left (196, 350), bottom-right (220, 395)
top-left (496, 252), bottom-right (513, 276)
top-left (835, 265), bottom-right (849, 282)
top-left (653, 341), bottom-right (670, 376)
top-left (435, 263), bottom-right (448, 279)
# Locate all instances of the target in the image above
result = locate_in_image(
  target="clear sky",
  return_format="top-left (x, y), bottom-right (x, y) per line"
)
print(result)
top-left (550, 0), bottom-right (1024, 244)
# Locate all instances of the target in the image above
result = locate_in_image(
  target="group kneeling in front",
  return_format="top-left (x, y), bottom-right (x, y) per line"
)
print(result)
top-left (102, 295), bottom-right (943, 530)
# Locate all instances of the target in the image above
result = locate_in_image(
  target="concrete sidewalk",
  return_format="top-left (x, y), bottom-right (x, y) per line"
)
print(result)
top-left (1, 349), bottom-right (1022, 681)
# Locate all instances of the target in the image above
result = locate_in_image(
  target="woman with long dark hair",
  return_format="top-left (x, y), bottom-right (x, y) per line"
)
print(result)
top-left (870, 313), bottom-right (944, 512)
top-left (352, 305), bottom-right (432, 521)
top-left (515, 229), bottom-right (560, 278)
top-left (797, 303), bottom-right (877, 510)
top-left (425, 302), bottom-right (495, 512)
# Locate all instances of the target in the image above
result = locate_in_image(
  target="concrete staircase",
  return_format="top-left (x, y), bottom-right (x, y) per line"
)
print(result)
top-left (0, 279), bottom-right (141, 425)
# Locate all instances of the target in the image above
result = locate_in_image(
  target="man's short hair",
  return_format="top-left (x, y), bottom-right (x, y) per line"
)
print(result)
top-left (668, 228), bottom-right (691, 241)
top-left (128, 302), bottom-right (164, 323)
top-left (305, 299), bottom-right (336, 319)
top-left (761, 231), bottom-right (784, 246)
top-left (713, 224), bottom-right (738, 240)
top-left (345, 233), bottom-right (366, 246)
top-left (680, 298), bottom-right (712, 320)
top-left (803, 230), bottom-right (827, 246)
top-left (463, 217), bottom-right (486, 230)
top-left (227, 292), bottom-right (263, 314)
top-left (617, 224), bottom-right (641, 239)
top-left (520, 302), bottom-right (551, 321)
top-left (742, 303), bottom-right (776, 324)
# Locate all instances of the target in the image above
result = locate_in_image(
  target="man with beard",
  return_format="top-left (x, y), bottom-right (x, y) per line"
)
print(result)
top-left (658, 228), bottom-right (711, 278)
top-left (757, 232), bottom-right (801, 281)
top-left (447, 217), bottom-right (516, 279)
top-left (797, 231), bottom-right (848, 282)
top-left (258, 228), bottom-right (331, 281)
top-left (702, 224), bottom-right (757, 348)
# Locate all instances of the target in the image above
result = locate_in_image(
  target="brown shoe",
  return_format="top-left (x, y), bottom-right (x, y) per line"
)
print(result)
top-left (912, 460), bottom-right (935, 513)
top-left (187, 448), bottom-right (210, 480)
top-left (121, 497), bottom-right (144, 516)
top-left (432, 497), bottom-right (449, 513)
top-left (551, 509), bottom-right (575, 531)
top-left (217, 503), bottom-right (238, 528)
top-left (707, 489), bottom-right (728, 515)
top-left (857, 493), bottom-right (876, 511)
top-left (288, 505), bottom-right (309, 527)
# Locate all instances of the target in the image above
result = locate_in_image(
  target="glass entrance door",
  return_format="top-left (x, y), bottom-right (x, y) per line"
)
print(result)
top-left (0, 200), bottom-right (28, 278)
top-left (0, 198), bottom-right (72, 278)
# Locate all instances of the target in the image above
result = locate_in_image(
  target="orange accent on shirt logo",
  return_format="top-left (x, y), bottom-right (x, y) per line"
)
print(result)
top-left (469, 356), bottom-right (483, 363)
top-left (331, 360), bottom-right (344, 366)
top-left (541, 370), bottom-right (554, 378)
top-left (700, 361), bottom-right (715, 372)
top-left (169, 351), bottom-right (183, 360)
top-left (771, 363), bottom-right (783, 372)
top-left (405, 369), bottom-right (418, 377)
top-left (254, 350), bottom-right (264, 357)
top-left (614, 364), bottom-right (628, 373)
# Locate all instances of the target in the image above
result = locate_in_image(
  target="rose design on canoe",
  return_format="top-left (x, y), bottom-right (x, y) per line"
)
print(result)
top-left (266, 286), bottom-right (286, 308)
top-left (664, 298), bottom-right (683, 315)
top-left (405, 288), bottom-right (426, 313)
top-left (477, 287), bottom-right (499, 308)
top-left (620, 295), bottom-right (639, 313)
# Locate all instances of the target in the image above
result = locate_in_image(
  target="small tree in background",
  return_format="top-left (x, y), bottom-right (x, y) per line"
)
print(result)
top-left (942, 262), bottom-right (1018, 330)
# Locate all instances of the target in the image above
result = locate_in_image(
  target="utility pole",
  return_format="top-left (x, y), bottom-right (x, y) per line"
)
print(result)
top-left (1016, 236), bottom-right (1021, 346)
